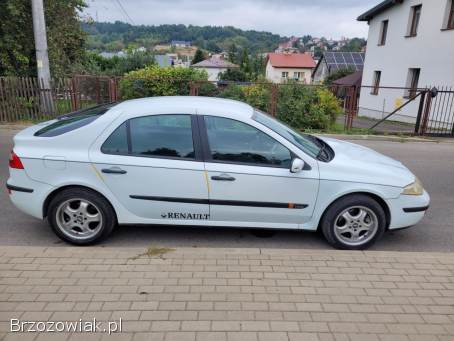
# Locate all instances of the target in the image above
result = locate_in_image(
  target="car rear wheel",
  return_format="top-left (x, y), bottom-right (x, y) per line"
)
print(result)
top-left (321, 194), bottom-right (386, 250)
top-left (48, 188), bottom-right (116, 245)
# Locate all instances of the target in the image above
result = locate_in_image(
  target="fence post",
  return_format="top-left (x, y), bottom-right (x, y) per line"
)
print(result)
top-left (344, 86), bottom-right (357, 130)
top-left (269, 84), bottom-right (278, 117)
top-left (414, 91), bottom-right (427, 135)
top-left (419, 93), bottom-right (433, 136)
top-left (108, 78), bottom-right (117, 102)
top-left (70, 76), bottom-right (79, 111)
top-left (189, 81), bottom-right (200, 96)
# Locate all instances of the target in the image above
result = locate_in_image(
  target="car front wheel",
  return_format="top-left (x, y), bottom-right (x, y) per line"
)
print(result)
top-left (321, 194), bottom-right (386, 250)
top-left (48, 188), bottom-right (116, 245)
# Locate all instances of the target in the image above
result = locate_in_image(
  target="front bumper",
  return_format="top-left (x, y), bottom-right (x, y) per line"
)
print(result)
top-left (386, 190), bottom-right (430, 230)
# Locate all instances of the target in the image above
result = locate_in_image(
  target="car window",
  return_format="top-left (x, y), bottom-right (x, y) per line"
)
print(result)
top-left (35, 103), bottom-right (116, 137)
top-left (102, 114), bottom-right (195, 159)
top-left (101, 122), bottom-right (129, 155)
top-left (204, 116), bottom-right (292, 167)
top-left (252, 110), bottom-right (321, 158)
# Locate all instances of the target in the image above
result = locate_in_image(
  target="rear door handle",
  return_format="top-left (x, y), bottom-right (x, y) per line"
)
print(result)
top-left (101, 167), bottom-right (127, 174)
top-left (211, 174), bottom-right (236, 181)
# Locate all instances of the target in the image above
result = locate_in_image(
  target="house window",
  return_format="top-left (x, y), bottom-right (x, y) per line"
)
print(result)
top-left (371, 71), bottom-right (381, 95)
top-left (408, 5), bottom-right (422, 37)
top-left (447, 0), bottom-right (454, 29)
top-left (281, 72), bottom-right (289, 79)
top-left (379, 20), bottom-right (389, 45)
top-left (405, 68), bottom-right (421, 98)
top-left (293, 72), bottom-right (302, 80)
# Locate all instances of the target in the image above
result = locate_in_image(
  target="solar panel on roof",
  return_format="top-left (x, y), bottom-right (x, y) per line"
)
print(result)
top-left (343, 53), bottom-right (354, 63)
top-left (333, 54), bottom-right (343, 63)
top-left (324, 52), bottom-right (365, 72)
top-left (352, 54), bottom-right (363, 63)
top-left (325, 54), bottom-right (335, 63)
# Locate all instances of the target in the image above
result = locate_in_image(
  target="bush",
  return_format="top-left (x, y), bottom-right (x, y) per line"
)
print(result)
top-left (218, 69), bottom-right (248, 82)
top-left (119, 66), bottom-right (342, 131)
top-left (220, 82), bottom-right (341, 131)
top-left (219, 83), bottom-right (271, 112)
top-left (119, 65), bottom-right (209, 99)
top-left (276, 83), bottom-right (342, 130)
top-left (324, 67), bottom-right (355, 85)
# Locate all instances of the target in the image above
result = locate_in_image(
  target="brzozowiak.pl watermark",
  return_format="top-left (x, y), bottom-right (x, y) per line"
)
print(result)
top-left (10, 318), bottom-right (122, 334)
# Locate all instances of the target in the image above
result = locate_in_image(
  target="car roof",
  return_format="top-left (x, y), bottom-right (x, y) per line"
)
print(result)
top-left (112, 96), bottom-right (255, 119)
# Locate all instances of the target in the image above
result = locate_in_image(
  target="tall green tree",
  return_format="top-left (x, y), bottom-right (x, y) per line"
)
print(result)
top-left (239, 48), bottom-right (251, 74)
top-left (227, 43), bottom-right (238, 64)
top-left (0, 0), bottom-right (87, 77)
top-left (191, 49), bottom-right (206, 65)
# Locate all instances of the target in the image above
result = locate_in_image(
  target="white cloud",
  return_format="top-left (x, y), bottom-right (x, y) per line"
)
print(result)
top-left (83, 0), bottom-right (377, 38)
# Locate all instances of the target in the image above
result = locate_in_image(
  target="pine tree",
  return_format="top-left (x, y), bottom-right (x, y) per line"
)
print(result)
top-left (191, 49), bottom-right (205, 65)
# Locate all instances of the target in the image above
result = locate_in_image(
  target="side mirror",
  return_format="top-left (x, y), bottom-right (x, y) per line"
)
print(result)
top-left (290, 158), bottom-right (305, 173)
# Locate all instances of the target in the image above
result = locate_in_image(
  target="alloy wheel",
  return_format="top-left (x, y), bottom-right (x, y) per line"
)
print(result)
top-left (55, 198), bottom-right (103, 240)
top-left (333, 206), bottom-right (379, 247)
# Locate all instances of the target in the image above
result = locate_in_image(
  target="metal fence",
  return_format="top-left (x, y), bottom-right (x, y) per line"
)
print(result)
top-left (1, 75), bottom-right (453, 137)
top-left (351, 85), bottom-right (454, 137)
top-left (0, 75), bottom-right (120, 122)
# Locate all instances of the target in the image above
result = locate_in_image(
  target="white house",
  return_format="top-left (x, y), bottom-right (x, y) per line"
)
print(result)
top-left (265, 53), bottom-right (316, 84)
top-left (191, 56), bottom-right (239, 81)
top-left (171, 40), bottom-right (192, 47)
top-left (357, 0), bottom-right (454, 122)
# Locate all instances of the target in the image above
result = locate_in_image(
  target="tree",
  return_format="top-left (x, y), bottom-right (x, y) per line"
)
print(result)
top-left (0, 0), bottom-right (87, 77)
top-left (218, 69), bottom-right (248, 82)
top-left (239, 48), bottom-right (251, 74)
top-left (227, 43), bottom-right (238, 64)
top-left (340, 38), bottom-right (367, 52)
top-left (324, 67), bottom-right (356, 85)
top-left (191, 49), bottom-right (206, 65)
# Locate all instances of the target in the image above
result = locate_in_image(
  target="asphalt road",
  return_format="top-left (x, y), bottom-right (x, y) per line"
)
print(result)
top-left (1, 127), bottom-right (453, 252)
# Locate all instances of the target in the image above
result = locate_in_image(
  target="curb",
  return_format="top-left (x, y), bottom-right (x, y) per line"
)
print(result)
top-left (0, 124), bottom-right (32, 131)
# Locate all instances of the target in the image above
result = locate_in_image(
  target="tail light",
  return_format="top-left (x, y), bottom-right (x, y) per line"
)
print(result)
top-left (9, 151), bottom-right (24, 169)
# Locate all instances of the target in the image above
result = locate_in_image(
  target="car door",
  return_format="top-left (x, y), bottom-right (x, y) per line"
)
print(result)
top-left (200, 115), bottom-right (319, 228)
top-left (89, 113), bottom-right (210, 223)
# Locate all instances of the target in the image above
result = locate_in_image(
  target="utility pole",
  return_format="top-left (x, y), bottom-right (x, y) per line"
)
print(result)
top-left (31, 0), bottom-right (51, 89)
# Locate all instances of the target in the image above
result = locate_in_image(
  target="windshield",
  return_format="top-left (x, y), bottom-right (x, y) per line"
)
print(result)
top-left (252, 110), bottom-right (321, 158)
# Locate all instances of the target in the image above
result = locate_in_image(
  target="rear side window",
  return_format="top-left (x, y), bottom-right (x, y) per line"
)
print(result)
top-left (34, 103), bottom-right (115, 137)
top-left (101, 122), bottom-right (128, 154)
top-left (101, 114), bottom-right (195, 159)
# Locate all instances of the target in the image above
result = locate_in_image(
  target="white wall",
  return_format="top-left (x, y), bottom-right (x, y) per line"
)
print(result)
top-left (359, 0), bottom-right (454, 122)
top-left (196, 67), bottom-right (230, 81)
top-left (313, 60), bottom-right (329, 83)
top-left (265, 61), bottom-right (313, 84)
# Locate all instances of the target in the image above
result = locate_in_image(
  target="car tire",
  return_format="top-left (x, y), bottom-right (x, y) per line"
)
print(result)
top-left (321, 194), bottom-right (386, 250)
top-left (48, 187), bottom-right (116, 245)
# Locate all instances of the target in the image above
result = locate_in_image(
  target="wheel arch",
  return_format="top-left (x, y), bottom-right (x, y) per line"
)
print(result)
top-left (317, 191), bottom-right (391, 231)
top-left (43, 185), bottom-right (118, 221)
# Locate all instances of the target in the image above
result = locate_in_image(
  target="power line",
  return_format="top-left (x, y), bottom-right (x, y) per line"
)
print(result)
top-left (114, 0), bottom-right (135, 25)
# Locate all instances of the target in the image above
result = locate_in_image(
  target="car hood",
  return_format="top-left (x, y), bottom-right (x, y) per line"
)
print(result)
top-left (316, 137), bottom-right (415, 188)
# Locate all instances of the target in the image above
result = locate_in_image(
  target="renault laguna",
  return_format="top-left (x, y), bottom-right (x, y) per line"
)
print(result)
top-left (7, 97), bottom-right (430, 249)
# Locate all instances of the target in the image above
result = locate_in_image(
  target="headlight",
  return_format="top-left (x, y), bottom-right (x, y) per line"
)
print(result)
top-left (402, 178), bottom-right (424, 195)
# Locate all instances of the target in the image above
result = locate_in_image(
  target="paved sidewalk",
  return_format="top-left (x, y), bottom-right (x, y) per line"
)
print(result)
top-left (1, 246), bottom-right (454, 341)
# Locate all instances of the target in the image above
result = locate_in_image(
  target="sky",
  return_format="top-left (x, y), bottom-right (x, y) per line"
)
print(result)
top-left (82, 0), bottom-right (380, 39)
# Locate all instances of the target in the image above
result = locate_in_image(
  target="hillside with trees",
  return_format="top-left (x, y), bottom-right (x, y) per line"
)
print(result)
top-left (83, 21), bottom-right (283, 54)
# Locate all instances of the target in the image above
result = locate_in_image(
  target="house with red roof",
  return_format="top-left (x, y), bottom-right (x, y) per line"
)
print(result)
top-left (265, 53), bottom-right (316, 84)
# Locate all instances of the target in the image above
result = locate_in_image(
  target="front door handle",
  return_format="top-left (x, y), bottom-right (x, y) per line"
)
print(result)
top-left (101, 167), bottom-right (127, 174)
top-left (211, 174), bottom-right (236, 181)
